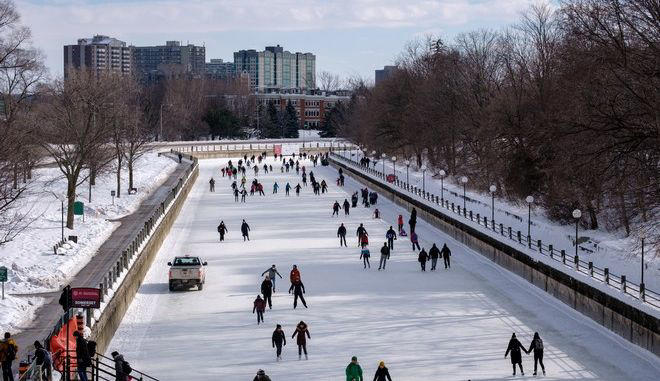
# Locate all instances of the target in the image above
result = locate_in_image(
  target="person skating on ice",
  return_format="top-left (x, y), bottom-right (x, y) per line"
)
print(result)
top-left (410, 231), bottom-right (421, 251)
top-left (337, 223), bottom-right (347, 247)
top-left (295, 183), bottom-right (302, 196)
top-left (261, 276), bottom-right (273, 309)
top-left (289, 279), bottom-right (307, 309)
top-left (409, 208), bottom-right (417, 233)
top-left (273, 182), bottom-right (279, 194)
top-left (385, 226), bottom-right (397, 250)
top-left (527, 332), bottom-right (546, 376)
top-left (356, 224), bottom-right (368, 247)
top-left (378, 242), bottom-right (390, 270)
top-left (217, 221), bottom-right (228, 242)
top-left (360, 246), bottom-right (371, 269)
top-left (429, 243), bottom-right (440, 271)
top-left (234, 188), bottom-right (239, 202)
top-left (241, 219), bottom-right (251, 241)
top-left (333, 201), bottom-right (341, 216)
top-left (253, 295), bottom-right (266, 325)
top-left (397, 214), bottom-right (404, 233)
top-left (505, 333), bottom-right (526, 376)
top-left (418, 248), bottom-right (429, 271)
top-left (240, 188), bottom-right (248, 202)
top-left (261, 265), bottom-right (283, 292)
top-left (209, 177), bottom-right (215, 192)
top-left (345, 356), bottom-right (363, 381)
top-left (285, 182), bottom-right (291, 196)
top-left (272, 325), bottom-right (286, 361)
top-left (373, 361), bottom-right (392, 381)
top-left (441, 243), bottom-right (451, 269)
top-left (343, 199), bottom-right (350, 215)
top-left (292, 321), bottom-right (310, 360)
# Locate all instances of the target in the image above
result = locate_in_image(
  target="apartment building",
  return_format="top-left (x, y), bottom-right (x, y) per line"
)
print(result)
top-left (63, 35), bottom-right (132, 77)
top-left (234, 45), bottom-right (316, 93)
top-left (133, 41), bottom-right (206, 79)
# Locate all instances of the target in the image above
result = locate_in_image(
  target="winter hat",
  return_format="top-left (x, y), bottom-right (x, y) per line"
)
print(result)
top-left (257, 370), bottom-right (265, 375)
top-left (351, 356), bottom-right (357, 361)
top-left (111, 351), bottom-right (119, 357)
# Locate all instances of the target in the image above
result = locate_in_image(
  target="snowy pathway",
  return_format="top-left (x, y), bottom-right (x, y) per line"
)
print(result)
top-left (108, 158), bottom-right (660, 380)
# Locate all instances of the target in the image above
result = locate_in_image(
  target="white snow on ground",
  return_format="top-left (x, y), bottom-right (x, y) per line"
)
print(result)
top-left (0, 152), bottom-right (178, 333)
top-left (341, 151), bottom-right (659, 293)
top-left (108, 157), bottom-right (660, 380)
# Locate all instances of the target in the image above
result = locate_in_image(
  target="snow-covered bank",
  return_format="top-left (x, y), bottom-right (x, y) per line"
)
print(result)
top-left (0, 152), bottom-right (178, 333)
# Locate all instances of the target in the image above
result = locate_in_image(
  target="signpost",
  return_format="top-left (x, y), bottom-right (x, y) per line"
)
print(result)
top-left (111, 190), bottom-right (116, 205)
top-left (0, 266), bottom-right (7, 300)
top-left (73, 201), bottom-right (84, 222)
top-left (70, 287), bottom-right (102, 309)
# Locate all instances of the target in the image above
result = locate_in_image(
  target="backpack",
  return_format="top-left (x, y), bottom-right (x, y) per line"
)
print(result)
top-left (6, 342), bottom-right (16, 361)
top-left (122, 360), bottom-right (133, 375)
top-left (536, 338), bottom-right (543, 350)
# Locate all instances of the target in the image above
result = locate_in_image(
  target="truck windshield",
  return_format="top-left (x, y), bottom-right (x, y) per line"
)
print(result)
top-left (173, 257), bottom-right (200, 266)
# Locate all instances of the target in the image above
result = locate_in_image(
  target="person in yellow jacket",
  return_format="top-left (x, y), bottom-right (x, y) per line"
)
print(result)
top-left (0, 332), bottom-right (19, 381)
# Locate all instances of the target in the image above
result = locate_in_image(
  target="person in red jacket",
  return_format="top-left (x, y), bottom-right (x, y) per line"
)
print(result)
top-left (397, 215), bottom-right (404, 233)
top-left (290, 265), bottom-right (300, 283)
top-left (292, 321), bottom-right (311, 360)
top-left (253, 295), bottom-right (266, 325)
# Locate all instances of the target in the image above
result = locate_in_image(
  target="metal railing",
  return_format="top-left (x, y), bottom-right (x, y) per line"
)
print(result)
top-left (330, 151), bottom-right (659, 309)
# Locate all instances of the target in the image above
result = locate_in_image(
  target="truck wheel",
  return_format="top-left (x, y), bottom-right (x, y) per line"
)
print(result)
top-left (198, 282), bottom-right (204, 291)
top-left (169, 281), bottom-right (175, 292)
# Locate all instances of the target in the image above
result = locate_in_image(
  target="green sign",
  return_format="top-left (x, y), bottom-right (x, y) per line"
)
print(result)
top-left (0, 266), bottom-right (7, 282)
top-left (73, 201), bottom-right (84, 215)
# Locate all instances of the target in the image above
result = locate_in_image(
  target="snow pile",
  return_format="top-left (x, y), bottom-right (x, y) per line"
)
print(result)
top-left (0, 152), bottom-right (178, 333)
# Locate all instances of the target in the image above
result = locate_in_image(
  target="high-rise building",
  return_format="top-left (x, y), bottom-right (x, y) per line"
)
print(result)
top-left (375, 65), bottom-right (397, 86)
top-left (234, 45), bottom-right (315, 93)
top-left (63, 35), bottom-right (132, 77)
top-left (133, 41), bottom-right (206, 79)
top-left (205, 58), bottom-right (236, 79)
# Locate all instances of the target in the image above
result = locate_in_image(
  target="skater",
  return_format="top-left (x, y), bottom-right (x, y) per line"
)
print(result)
top-left (373, 208), bottom-right (380, 218)
top-left (272, 325), bottom-right (286, 361)
top-left (177, 153), bottom-right (182, 163)
top-left (441, 243), bottom-right (451, 269)
top-left (527, 332), bottom-right (546, 376)
top-left (411, 231), bottom-right (421, 251)
top-left (292, 321), bottom-right (310, 360)
top-left (351, 192), bottom-right (358, 208)
top-left (290, 265), bottom-right (301, 284)
top-left (373, 361), bottom-right (392, 381)
top-left (343, 199), bottom-right (350, 215)
top-left (337, 223), bottom-right (347, 247)
top-left (360, 232), bottom-right (369, 249)
top-left (241, 220), bottom-right (251, 241)
top-left (254, 370), bottom-right (271, 381)
top-left (360, 246), bottom-right (371, 269)
top-left (295, 183), bottom-right (302, 196)
top-left (209, 177), bottom-right (215, 192)
top-left (289, 279), bottom-right (307, 309)
top-left (345, 356), bottom-right (363, 381)
top-left (253, 295), bottom-right (266, 324)
top-left (285, 182), bottom-right (291, 196)
top-left (234, 188), bottom-right (239, 202)
top-left (429, 243), bottom-right (440, 270)
top-left (505, 333), bottom-right (526, 376)
top-left (379, 242), bottom-right (390, 270)
top-left (261, 265), bottom-right (283, 292)
top-left (261, 276), bottom-right (273, 309)
top-left (320, 180), bottom-right (327, 193)
top-left (0, 332), bottom-right (18, 381)
top-left (241, 188), bottom-right (248, 202)
top-left (397, 214), bottom-right (404, 233)
top-left (356, 224), bottom-right (368, 247)
top-left (386, 226), bottom-right (397, 250)
top-left (221, 168), bottom-right (226, 177)
top-left (409, 208), bottom-right (417, 233)
top-left (217, 221), bottom-right (228, 241)
top-left (418, 248), bottom-right (429, 271)
top-left (273, 182), bottom-right (279, 194)
top-left (302, 172), bottom-right (307, 186)
top-left (333, 201), bottom-right (340, 216)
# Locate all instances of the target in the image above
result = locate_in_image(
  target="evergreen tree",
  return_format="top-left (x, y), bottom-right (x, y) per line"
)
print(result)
top-left (262, 101), bottom-right (282, 138)
top-left (320, 102), bottom-right (346, 138)
top-left (204, 104), bottom-right (243, 139)
top-left (283, 100), bottom-right (299, 138)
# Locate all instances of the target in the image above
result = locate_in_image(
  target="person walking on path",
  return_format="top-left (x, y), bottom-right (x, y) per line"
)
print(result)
top-left (418, 248), bottom-right (429, 271)
top-left (292, 321), bottom-right (311, 360)
top-left (343, 199), bottom-right (350, 215)
top-left (429, 243), bottom-right (440, 271)
top-left (289, 279), bottom-right (307, 309)
top-left (241, 220), bottom-right (251, 241)
top-left (217, 221), bottom-right (228, 242)
top-left (73, 331), bottom-right (91, 381)
top-left (333, 201), bottom-right (340, 216)
top-left (272, 325), bottom-right (286, 361)
top-left (31, 341), bottom-right (47, 381)
top-left (505, 333), bottom-right (526, 376)
top-left (527, 332), bottom-right (546, 376)
top-left (337, 223), bottom-right (347, 247)
top-left (209, 177), bottom-right (215, 192)
top-left (111, 351), bottom-right (128, 381)
top-left (253, 369), bottom-right (272, 381)
top-left (397, 215), bottom-right (404, 233)
top-left (373, 361), bottom-right (392, 381)
top-left (262, 265), bottom-right (283, 292)
top-left (360, 246), bottom-right (371, 269)
top-left (441, 243), bottom-right (451, 269)
top-left (273, 182), bottom-right (279, 194)
top-left (261, 276), bottom-right (273, 309)
top-left (379, 242), bottom-right (390, 270)
top-left (356, 224), bottom-right (368, 247)
top-left (253, 295), bottom-right (266, 324)
top-left (409, 208), bottom-right (417, 233)
top-left (0, 332), bottom-right (18, 381)
top-left (385, 226), bottom-right (397, 250)
top-left (345, 356), bottom-right (363, 381)
top-left (411, 231), bottom-right (421, 251)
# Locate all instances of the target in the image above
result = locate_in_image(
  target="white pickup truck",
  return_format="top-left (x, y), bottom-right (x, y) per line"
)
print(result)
top-left (167, 255), bottom-right (207, 291)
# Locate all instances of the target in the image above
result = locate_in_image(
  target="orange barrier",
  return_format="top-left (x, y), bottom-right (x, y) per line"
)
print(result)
top-left (48, 316), bottom-right (78, 372)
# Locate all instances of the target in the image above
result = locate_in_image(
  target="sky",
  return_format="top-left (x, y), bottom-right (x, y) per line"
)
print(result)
top-left (16, 0), bottom-right (537, 82)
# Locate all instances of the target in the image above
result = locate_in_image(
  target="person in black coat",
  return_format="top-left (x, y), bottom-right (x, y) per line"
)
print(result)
top-left (241, 220), bottom-right (250, 241)
top-left (440, 244), bottom-right (451, 269)
top-left (289, 280), bottom-right (307, 309)
top-left (261, 276), bottom-right (273, 309)
top-left (58, 285), bottom-right (71, 312)
top-left (527, 332), bottom-right (545, 376)
top-left (418, 248), bottom-right (428, 271)
top-left (337, 223), bottom-right (347, 247)
top-left (409, 208), bottom-right (417, 233)
top-left (385, 226), bottom-right (397, 250)
top-left (373, 361), bottom-right (392, 381)
top-left (332, 201), bottom-right (340, 216)
top-left (73, 331), bottom-right (91, 381)
top-left (217, 221), bottom-right (228, 242)
top-left (378, 242), bottom-right (390, 270)
top-left (343, 199), bottom-right (350, 215)
top-left (504, 333), bottom-right (526, 376)
top-left (272, 325), bottom-right (286, 361)
top-left (429, 244), bottom-right (440, 271)
top-left (356, 224), bottom-right (368, 247)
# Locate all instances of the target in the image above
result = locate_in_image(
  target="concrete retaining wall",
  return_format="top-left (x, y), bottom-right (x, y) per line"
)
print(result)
top-left (190, 147), bottom-right (331, 160)
top-left (91, 165), bottom-right (199, 354)
top-left (331, 158), bottom-right (660, 357)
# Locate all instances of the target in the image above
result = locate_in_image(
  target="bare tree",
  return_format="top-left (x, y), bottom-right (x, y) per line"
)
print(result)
top-left (318, 71), bottom-right (342, 92)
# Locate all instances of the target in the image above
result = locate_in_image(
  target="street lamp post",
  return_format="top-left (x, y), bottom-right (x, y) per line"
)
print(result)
top-left (391, 156), bottom-right (397, 180)
top-left (489, 185), bottom-right (497, 225)
top-left (381, 153), bottom-right (386, 176)
top-left (371, 151), bottom-right (376, 168)
top-left (439, 170), bottom-right (446, 202)
top-left (421, 165), bottom-right (427, 193)
top-left (572, 209), bottom-right (582, 257)
top-left (404, 160), bottom-right (410, 185)
top-left (461, 176), bottom-right (468, 211)
top-left (526, 196), bottom-right (534, 240)
top-left (640, 232), bottom-right (646, 285)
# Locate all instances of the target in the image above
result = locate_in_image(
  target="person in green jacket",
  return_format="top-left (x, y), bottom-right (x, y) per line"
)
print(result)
top-left (346, 356), bottom-right (363, 381)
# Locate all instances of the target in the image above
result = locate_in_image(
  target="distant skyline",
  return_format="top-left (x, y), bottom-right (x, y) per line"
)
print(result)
top-left (17, 0), bottom-right (538, 83)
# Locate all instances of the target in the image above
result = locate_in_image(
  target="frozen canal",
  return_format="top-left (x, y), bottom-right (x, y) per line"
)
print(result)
top-left (108, 157), bottom-right (660, 380)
